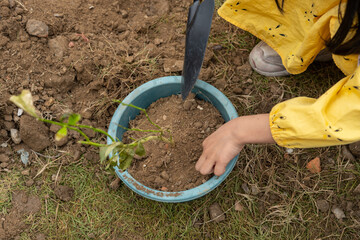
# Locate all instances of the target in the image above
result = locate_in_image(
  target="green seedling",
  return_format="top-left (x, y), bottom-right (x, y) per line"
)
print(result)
top-left (10, 90), bottom-right (173, 171)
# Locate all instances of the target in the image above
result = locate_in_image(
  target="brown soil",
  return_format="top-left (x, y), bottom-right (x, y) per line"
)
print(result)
top-left (125, 94), bottom-right (223, 192)
top-left (1, 0), bottom-right (358, 238)
top-left (0, 191), bottom-right (42, 239)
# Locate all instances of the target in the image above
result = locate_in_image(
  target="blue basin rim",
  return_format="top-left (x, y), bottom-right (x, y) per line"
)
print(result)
top-left (107, 76), bottom-right (239, 203)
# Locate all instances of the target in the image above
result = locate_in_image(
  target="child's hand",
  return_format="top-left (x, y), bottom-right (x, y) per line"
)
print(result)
top-left (195, 114), bottom-right (275, 176)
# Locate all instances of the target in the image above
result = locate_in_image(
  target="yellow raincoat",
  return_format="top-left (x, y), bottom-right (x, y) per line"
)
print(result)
top-left (219, 0), bottom-right (360, 148)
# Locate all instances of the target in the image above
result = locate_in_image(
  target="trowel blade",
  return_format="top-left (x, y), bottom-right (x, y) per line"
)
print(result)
top-left (181, 0), bottom-right (214, 100)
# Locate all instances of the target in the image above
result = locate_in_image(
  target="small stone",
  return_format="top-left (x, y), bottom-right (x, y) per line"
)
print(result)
top-left (194, 122), bottom-right (203, 128)
top-left (51, 174), bottom-right (62, 182)
top-left (160, 186), bottom-right (168, 191)
top-left (0, 35), bottom-right (10, 47)
top-left (236, 62), bottom-right (253, 79)
top-left (73, 150), bottom-right (81, 161)
top-left (233, 88), bottom-right (243, 94)
top-left (44, 97), bottom-right (55, 107)
top-left (10, 129), bottom-right (21, 144)
top-left (154, 38), bottom-right (163, 45)
top-left (48, 36), bottom-right (68, 58)
top-left (125, 55), bottom-right (134, 63)
top-left (0, 154), bottom-right (10, 163)
top-left (17, 108), bottom-right (24, 117)
top-left (109, 178), bottom-right (121, 190)
top-left (163, 59), bottom-right (183, 73)
top-left (243, 88), bottom-right (251, 95)
top-left (162, 115), bottom-right (167, 121)
top-left (35, 233), bottom-right (46, 240)
top-left (8, 0), bottom-right (15, 8)
top-left (154, 160), bottom-right (163, 168)
top-left (251, 185), bottom-right (260, 195)
top-left (26, 19), bottom-right (49, 37)
top-left (332, 206), bottom-right (345, 219)
top-left (74, 62), bottom-right (84, 73)
top-left (353, 184), bottom-right (360, 194)
top-left (120, 10), bottom-right (128, 18)
top-left (160, 171), bottom-right (169, 181)
top-left (4, 115), bottom-right (12, 121)
top-left (241, 183), bottom-right (250, 194)
top-left (209, 203), bottom-right (225, 222)
top-left (25, 179), bottom-right (35, 187)
top-left (316, 199), bottom-right (329, 212)
top-left (21, 169), bottom-right (30, 176)
top-left (342, 145), bottom-right (356, 161)
top-left (234, 201), bottom-right (244, 211)
top-left (183, 100), bottom-right (194, 111)
top-left (214, 78), bottom-right (226, 90)
top-left (54, 13), bottom-right (64, 18)
top-left (14, 6), bottom-right (23, 15)
top-left (349, 141), bottom-right (360, 157)
top-left (0, 162), bottom-right (9, 168)
top-left (0, 129), bottom-right (8, 138)
top-left (346, 201), bottom-right (354, 212)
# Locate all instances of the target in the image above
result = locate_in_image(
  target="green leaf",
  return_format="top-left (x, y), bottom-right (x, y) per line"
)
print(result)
top-left (120, 154), bottom-right (133, 170)
top-left (9, 90), bottom-right (39, 118)
top-left (55, 127), bottom-right (67, 141)
top-left (99, 146), bottom-right (108, 163)
top-left (68, 113), bottom-right (81, 125)
top-left (135, 142), bottom-right (146, 156)
top-left (99, 142), bottom-right (122, 163)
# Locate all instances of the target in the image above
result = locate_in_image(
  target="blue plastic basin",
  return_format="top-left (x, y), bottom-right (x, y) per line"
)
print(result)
top-left (107, 76), bottom-right (239, 202)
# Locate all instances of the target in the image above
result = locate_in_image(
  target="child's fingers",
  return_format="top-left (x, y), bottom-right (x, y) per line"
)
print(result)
top-left (214, 161), bottom-right (227, 176)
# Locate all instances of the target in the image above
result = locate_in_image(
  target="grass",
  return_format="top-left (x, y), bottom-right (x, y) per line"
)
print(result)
top-left (2, 143), bottom-right (360, 239)
top-left (2, 1), bottom-right (360, 240)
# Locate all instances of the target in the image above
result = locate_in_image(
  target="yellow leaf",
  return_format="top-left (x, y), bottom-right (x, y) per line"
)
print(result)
top-left (9, 90), bottom-right (39, 118)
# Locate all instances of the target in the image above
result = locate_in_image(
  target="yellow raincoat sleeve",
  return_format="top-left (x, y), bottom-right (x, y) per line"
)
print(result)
top-left (218, 0), bottom-right (360, 148)
top-left (270, 69), bottom-right (360, 148)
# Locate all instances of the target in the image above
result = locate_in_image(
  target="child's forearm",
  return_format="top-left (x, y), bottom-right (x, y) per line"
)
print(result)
top-left (233, 114), bottom-right (276, 145)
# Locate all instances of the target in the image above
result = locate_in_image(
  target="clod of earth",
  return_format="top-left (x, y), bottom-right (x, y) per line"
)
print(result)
top-left (20, 115), bottom-right (51, 152)
top-left (209, 203), bottom-right (226, 223)
top-left (109, 178), bottom-right (121, 190)
top-left (349, 142), bottom-right (360, 157)
top-left (316, 199), bottom-right (330, 213)
top-left (48, 36), bottom-right (68, 59)
top-left (54, 185), bottom-right (75, 202)
top-left (0, 153), bottom-right (10, 163)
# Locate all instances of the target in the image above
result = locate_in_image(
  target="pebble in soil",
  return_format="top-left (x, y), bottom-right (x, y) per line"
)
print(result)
top-left (124, 94), bottom-right (224, 192)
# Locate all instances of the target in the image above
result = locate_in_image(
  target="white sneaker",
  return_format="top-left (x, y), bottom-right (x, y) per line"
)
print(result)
top-left (249, 41), bottom-right (332, 77)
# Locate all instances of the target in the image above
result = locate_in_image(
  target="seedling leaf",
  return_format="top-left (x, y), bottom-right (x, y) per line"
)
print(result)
top-left (9, 90), bottom-right (39, 118)
top-left (68, 113), bottom-right (81, 125)
top-left (99, 142), bottom-right (123, 163)
top-left (55, 127), bottom-right (68, 141)
top-left (120, 154), bottom-right (133, 170)
top-left (135, 142), bottom-right (145, 156)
